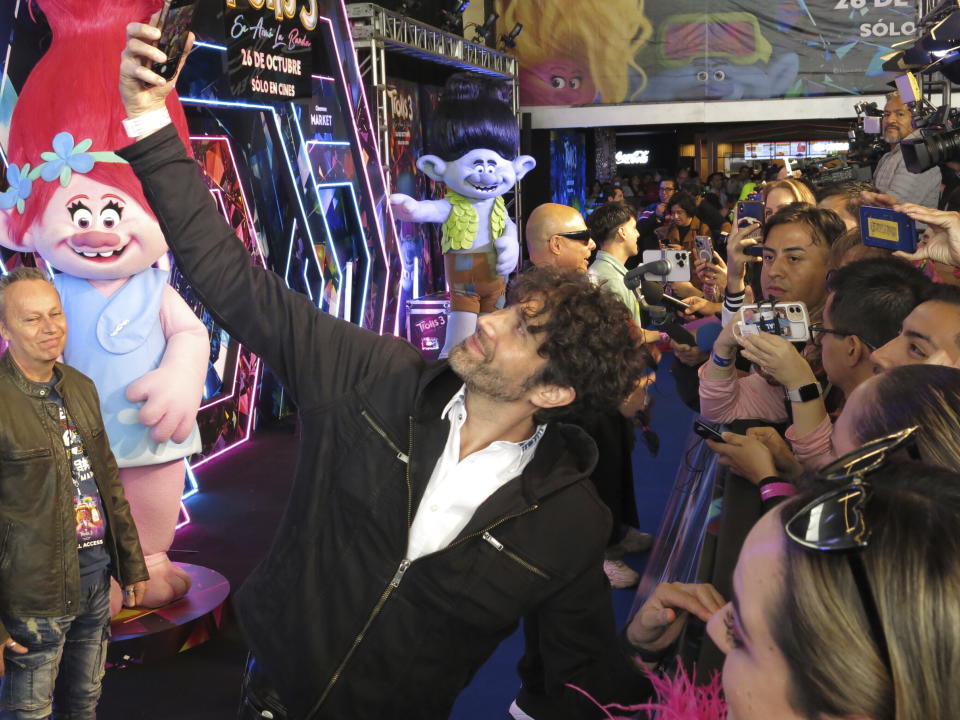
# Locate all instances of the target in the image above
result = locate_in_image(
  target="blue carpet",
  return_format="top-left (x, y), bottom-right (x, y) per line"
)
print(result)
top-left (451, 354), bottom-right (695, 719)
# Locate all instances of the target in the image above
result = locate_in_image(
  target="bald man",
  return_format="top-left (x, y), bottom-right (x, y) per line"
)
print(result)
top-left (525, 203), bottom-right (596, 272)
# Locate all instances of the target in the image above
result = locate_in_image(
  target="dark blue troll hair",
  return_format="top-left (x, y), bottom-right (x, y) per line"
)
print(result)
top-left (429, 72), bottom-right (519, 161)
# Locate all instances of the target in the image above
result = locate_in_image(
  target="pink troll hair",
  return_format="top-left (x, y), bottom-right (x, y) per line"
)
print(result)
top-left (6, 0), bottom-right (191, 245)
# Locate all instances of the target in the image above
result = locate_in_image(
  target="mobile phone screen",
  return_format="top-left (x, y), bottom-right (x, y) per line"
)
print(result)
top-left (152, 0), bottom-right (198, 80)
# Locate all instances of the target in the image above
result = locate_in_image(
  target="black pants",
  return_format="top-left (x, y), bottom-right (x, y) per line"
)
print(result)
top-left (237, 655), bottom-right (290, 720)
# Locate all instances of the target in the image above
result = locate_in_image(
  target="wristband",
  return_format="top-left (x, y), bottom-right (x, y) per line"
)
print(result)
top-left (759, 480), bottom-right (796, 501)
top-left (712, 351), bottom-right (733, 367)
top-left (122, 107), bottom-right (172, 139)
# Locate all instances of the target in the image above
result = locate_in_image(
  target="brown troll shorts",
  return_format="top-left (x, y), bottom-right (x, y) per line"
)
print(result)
top-left (444, 250), bottom-right (505, 314)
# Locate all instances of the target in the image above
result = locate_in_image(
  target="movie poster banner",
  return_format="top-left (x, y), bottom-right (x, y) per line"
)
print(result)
top-left (386, 77), bottom-right (436, 329)
top-left (550, 130), bottom-right (586, 212)
top-left (224, 0), bottom-right (315, 100)
top-left (496, 0), bottom-right (918, 106)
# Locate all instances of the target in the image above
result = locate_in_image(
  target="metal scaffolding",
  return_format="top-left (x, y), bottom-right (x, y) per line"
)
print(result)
top-left (346, 2), bottom-right (522, 224)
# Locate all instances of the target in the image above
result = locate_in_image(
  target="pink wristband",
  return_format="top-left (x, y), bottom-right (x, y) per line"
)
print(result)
top-left (760, 482), bottom-right (796, 501)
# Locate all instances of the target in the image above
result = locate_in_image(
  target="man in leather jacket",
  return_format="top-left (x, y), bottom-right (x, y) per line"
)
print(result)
top-left (0, 267), bottom-right (148, 718)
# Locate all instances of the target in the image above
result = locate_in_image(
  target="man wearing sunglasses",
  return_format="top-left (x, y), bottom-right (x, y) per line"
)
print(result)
top-left (524, 203), bottom-right (596, 274)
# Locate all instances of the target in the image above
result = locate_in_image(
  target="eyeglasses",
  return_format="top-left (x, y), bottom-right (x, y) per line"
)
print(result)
top-left (659, 185), bottom-right (676, 193)
top-left (785, 426), bottom-right (919, 687)
top-left (809, 322), bottom-right (876, 352)
top-left (555, 229), bottom-right (592, 245)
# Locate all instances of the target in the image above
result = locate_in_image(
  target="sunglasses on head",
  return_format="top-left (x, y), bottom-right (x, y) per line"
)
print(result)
top-left (555, 229), bottom-right (592, 244)
top-left (785, 426), bottom-right (920, 687)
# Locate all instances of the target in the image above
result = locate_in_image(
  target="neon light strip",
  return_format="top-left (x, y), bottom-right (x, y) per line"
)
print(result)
top-left (210, 187), bottom-right (228, 217)
top-left (193, 40), bottom-right (227, 52)
top-left (302, 253), bottom-right (314, 301)
top-left (322, 13), bottom-right (393, 333)
top-left (190, 358), bottom-right (261, 470)
top-left (175, 500), bottom-right (191, 530)
top-left (311, 74), bottom-right (336, 82)
top-left (413, 256), bottom-right (420, 300)
top-left (344, 260), bottom-right (353, 321)
top-left (182, 460), bottom-right (199, 500)
top-left (284, 219), bottom-right (298, 288)
top-left (306, 140), bottom-right (353, 146)
top-left (182, 97), bottom-right (274, 112)
top-left (294, 178), bottom-right (373, 323)
top-left (289, 103), bottom-right (342, 317)
top-left (0, 257), bottom-right (8, 276)
top-left (269, 111), bottom-right (325, 304)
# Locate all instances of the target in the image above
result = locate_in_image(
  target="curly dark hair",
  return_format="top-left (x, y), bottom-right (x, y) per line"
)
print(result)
top-left (508, 266), bottom-right (651, 424)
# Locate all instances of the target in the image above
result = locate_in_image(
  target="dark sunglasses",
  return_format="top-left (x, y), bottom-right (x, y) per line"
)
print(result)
top-left (555, 229), bottom-right (592, 244)
top-left (785, 426), bottom-right (919, 686)
top-left (809, 323), bottom-right (877, 352)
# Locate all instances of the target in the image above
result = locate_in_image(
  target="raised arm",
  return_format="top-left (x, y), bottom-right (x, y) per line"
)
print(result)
top-left (117, 23), bottom-right (417, 409)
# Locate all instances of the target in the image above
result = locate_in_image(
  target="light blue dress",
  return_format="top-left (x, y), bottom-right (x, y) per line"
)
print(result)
top-left (55, 270), bottom-right (201, 467)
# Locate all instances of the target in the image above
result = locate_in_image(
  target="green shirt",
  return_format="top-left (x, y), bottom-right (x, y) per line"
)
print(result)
top-left (589, 250), bottom-right (641, 326)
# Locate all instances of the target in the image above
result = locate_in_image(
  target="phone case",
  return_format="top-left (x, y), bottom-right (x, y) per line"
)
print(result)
top-left (641, 249), bottom-right (692, 283)
top-left (694, 419), bottom-right (726, 442)
top-left (694, 235), bottom-right (713, 263)
top-left (736, 302), bottom-right (810, 343)
top-left (859, 206), bottom-right (918, 253)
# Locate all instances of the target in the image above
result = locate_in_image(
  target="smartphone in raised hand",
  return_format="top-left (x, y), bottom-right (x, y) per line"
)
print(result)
top-left (151, 0), bottom-right (199, 80)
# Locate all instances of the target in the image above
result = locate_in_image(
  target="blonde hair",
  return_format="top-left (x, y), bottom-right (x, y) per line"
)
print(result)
top-left (776, 462), bottom-right (960, 720)
top-left (762, 178), bottom-right (816, 206)
top-left (496, 0), bottom-right (652, 101)
top-left (856, 365), bottom-right (960, 471)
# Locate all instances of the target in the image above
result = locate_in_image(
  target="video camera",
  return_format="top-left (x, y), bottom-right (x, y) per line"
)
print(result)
top-left (792, 101), bottom-right (883, 187)
top-left (879, 2), bottom-right (960, 173)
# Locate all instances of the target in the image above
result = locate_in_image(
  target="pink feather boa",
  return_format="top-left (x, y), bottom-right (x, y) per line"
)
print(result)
top-left (565, 663), bottom-right (727, 720)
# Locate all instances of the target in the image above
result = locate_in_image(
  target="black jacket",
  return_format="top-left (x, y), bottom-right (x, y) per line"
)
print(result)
top-left (0, 353), bottom-right (147, 644)
top-left (120, 126), bottom-right (646, 719)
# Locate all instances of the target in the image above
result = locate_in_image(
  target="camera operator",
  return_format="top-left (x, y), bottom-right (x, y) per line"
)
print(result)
top-left (874, 93), bottom-right (942, 208)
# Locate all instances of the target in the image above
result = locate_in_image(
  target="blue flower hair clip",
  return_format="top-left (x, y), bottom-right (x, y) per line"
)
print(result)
top-left (0, 132), bottom-right (129, 214)
top-left (0, 164), bottom-right (34, 214)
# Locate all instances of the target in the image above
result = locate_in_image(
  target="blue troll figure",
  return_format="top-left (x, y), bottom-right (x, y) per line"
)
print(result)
top-left (389, 73), bottom-right (536, 357)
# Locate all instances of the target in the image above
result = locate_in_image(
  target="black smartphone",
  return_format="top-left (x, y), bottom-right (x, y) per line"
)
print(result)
top-left (151, 0), bottom-right (199, 80)
top-left (693, 418), bottom-right (727, 442)
top-left (743, 245), bottom-right (765, 258)
top-left (736, 200), bottom-right (764, 225)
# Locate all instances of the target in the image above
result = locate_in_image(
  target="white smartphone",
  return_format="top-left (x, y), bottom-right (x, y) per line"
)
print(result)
top-left (641, 249), bottom-right (692, 283)
top-left (735, 301), bottom-right (810, 343)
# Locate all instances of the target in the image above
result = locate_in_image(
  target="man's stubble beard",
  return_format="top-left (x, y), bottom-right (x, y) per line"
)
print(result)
top-left (448, 344), bottom-right (533, 403)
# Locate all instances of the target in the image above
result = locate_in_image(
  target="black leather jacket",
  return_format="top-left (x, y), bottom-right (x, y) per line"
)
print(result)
top-left (121, 126), bottom-right (646, 719)
top-left (0, 352), bottom-right (147, 643)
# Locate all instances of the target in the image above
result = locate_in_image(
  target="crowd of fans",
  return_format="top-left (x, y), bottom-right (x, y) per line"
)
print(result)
top-left (531, 150), bottom-right (960, 718)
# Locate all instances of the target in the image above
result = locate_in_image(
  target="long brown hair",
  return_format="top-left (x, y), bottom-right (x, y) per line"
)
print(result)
top-left (775, 461), bottom-right (960, 720)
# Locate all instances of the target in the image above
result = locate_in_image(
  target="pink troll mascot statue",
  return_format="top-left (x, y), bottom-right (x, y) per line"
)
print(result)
top-left (0, 0), bottom-right (207, 610)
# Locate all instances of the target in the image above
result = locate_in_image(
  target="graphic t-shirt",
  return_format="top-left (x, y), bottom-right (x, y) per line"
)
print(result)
top-left (44, 381), bottom-right (111, 586)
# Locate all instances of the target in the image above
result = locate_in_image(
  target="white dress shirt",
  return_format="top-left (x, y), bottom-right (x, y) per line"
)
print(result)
top-left (405, 386), bottom-right (546, 561)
